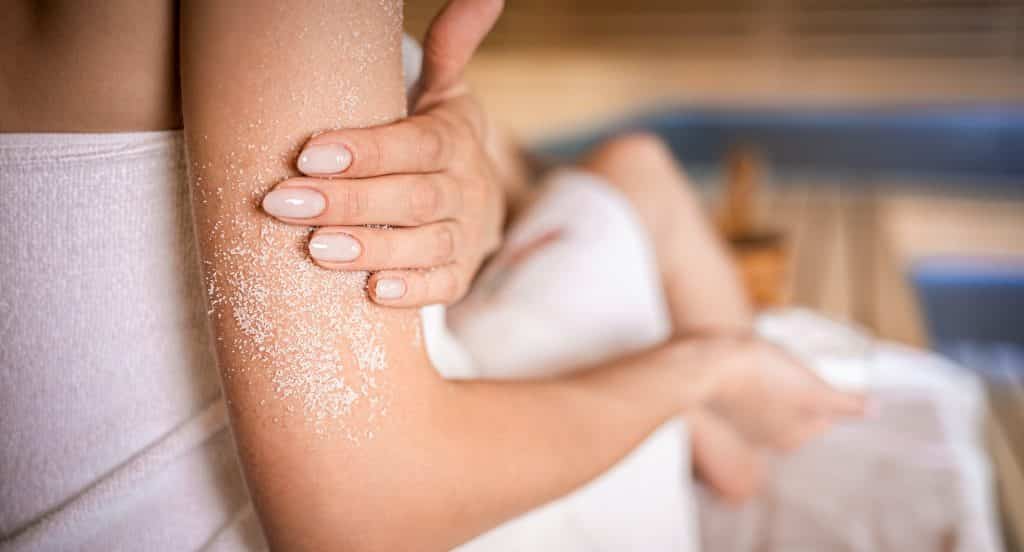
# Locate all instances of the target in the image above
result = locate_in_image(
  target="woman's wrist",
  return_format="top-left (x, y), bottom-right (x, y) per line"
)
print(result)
top-left (662, 335), bottom-right (750, 413)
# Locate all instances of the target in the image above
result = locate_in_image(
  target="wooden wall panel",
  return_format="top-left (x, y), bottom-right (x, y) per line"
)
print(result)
top-left (406, 0), bottom-right (1024, 61)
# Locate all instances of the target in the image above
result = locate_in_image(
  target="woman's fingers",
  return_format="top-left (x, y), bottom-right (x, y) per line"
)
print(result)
top-left (263, 173), bottom-right (459, 226)
top-left (367, 264), bottom-right (470, 307)
top-left (308, 222), bottom-right (459, 271)
top-left (296, 115), bottom-right (453, 178)
top-left (305, 221), bottom-right (478, 307)
top-left (689, 410), bottom-right (765, 504)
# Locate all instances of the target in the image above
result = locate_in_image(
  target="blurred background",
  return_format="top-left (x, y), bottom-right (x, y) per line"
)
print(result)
top-left (408, 1), bottom-right (1024, 548)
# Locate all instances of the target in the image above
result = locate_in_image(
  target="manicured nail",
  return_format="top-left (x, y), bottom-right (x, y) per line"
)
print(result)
top-left (298, 144), bottom-right (352, 175)
top-left (309, 233), bottom-right (361, 262)
top-left (375, 278), bottom-right (406, 300)
top-left (262, 188), bottom-right (326, 219)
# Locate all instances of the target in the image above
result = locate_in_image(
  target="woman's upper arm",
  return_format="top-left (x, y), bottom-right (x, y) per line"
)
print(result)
top-left (180, 1), bottom-right (442, 548)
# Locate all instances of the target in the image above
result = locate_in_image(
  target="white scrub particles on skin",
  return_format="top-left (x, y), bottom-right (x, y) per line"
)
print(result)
top-left (194, 0), bottom-right (407, 440)
top-left (199, 152), bottom-right (391, 441)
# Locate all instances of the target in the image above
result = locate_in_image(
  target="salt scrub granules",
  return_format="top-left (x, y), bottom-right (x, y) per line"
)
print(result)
top-left (191, 0), bottom-right (408, 441)
top-left (195, 146), bottom-right (394, 441)
top-left (201, 188), bottom-right (393, 440)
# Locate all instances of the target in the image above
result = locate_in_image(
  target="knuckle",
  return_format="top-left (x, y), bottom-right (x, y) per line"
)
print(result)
top-left (436, 115), bottom-right (464, 154)
top-left (447, 109), bottom-right (475, 140)
top-left (341, 185), bottom-right (368, 220)
top-left (422, 38), bottom-right (458, 79)
top-left (409, 179), bottom-right (442, 224)
top-left (449, 176), bottom-right (468, 213)
top-left (416, 122), bottom-right (446, 165)
top-left (433, 225), bottom-right (456, 264)
top-left (461, 102), bottom-right (487, 140)
top-left (362, 134), bottom-right (385, 174)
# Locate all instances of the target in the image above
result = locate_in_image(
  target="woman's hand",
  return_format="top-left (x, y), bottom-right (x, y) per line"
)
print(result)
top-left (261, 0), bottom-right (506, 308)
top-left (705, 337), bottom-right (866, 451)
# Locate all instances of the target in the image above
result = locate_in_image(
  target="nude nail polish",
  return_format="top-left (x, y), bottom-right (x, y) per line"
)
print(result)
top-left (262, 188), bottom-right (326, 219)
top-left (375, 279), bottom-right (406, 300)
top-left (297, 144), bottom-right (352, 175)
top-left (309, 233), bottom-right (361, 262)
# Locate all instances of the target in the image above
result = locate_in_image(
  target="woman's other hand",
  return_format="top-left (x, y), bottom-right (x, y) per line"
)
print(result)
top-left (261, 0), bottom-right (506, 308)
top-left (705, 337), bottom-right (867, 451)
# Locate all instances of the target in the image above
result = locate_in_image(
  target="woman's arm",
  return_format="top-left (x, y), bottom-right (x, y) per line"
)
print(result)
top-left (181, 2), bottom-right (719, 549)
top-left (259, 0), bottom-right (525, 308)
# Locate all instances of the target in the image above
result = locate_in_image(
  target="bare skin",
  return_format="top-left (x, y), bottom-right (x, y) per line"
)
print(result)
top-left (182, 2), bottom-right (832, 549)
top-left (0, 1), bottom-right (180, 132)
top-left (263, 4), bottom-right (791, 504)
top-left (5, 1), bottom-right (864, 548)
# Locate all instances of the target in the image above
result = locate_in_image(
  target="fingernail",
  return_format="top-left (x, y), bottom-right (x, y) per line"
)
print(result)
top-left (309, 233), bottom-right (361, 262)
top-left (262, 188), bottom-right (326, 219)
top-left (375, 278), bottom-right (406, 300)
top-left (298, 144), bottom-right (352, 175)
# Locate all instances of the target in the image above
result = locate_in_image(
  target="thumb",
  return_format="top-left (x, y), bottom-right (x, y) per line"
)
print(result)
top-left (414, 0), bottom-right (503, 103)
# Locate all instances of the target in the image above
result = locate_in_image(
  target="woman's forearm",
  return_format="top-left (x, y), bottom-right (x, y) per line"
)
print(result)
top-left (420, 340), bottom-right (719, 544)
top-left (246, 338), bottom-right (718, 551)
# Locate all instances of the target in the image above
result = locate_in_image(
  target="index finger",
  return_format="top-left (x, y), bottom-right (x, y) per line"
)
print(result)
top-left (264, 173), bottom-right (459, 227)
top-left (298, 116), bottom-right (453, 178)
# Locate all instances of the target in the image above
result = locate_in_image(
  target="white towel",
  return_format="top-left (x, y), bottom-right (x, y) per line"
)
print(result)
top-left (0, 131), bottom-right (258, 551)
top-left (432, 169), bottom-right (698, 552)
